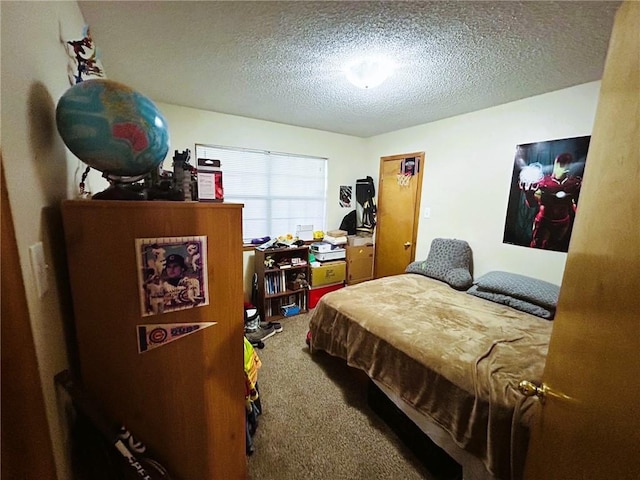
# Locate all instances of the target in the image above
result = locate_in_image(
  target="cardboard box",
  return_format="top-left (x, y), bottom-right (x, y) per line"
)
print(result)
top-left (347, 235), bottom-right (374, 246)
top-left (346, 245), bottom-right (374, 285)
top-left (197, 158), bottom-right (224, 202)
top-left (310, 261), bottom-right (346, 287)
top-left (309, 282), bottom-right (344, 308)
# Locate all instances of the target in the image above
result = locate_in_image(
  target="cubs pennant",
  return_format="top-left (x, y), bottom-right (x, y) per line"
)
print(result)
top-left (137, 322), bottom-right (217, 353)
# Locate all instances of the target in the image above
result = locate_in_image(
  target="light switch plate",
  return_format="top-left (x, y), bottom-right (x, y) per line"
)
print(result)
top-left (29, 242), bottom-right (49, 298)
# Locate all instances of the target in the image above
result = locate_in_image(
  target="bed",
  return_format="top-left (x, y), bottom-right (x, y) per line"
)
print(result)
top-left (308, 238), bottom-right (558, 480)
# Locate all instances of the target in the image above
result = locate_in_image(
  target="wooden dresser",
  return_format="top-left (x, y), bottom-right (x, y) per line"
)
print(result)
top-left (62, 200), bottom-right (246, 479)
top-left (346, 245), bottom-right (374, 285)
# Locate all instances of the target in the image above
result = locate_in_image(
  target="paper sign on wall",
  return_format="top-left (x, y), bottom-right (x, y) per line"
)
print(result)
top-left (137, 322), bottom-right (217, 353)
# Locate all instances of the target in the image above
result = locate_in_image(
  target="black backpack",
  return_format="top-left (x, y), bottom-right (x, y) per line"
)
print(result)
top-left (356, 176), bottom-right (377, 235)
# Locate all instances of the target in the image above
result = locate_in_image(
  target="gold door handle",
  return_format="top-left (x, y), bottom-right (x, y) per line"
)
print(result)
top-left (518, 380), bottom-right (547, 403)
top-left (519, 380), bottom-right (576, 405)
top-left (403, 242), bottom-right (411, 248)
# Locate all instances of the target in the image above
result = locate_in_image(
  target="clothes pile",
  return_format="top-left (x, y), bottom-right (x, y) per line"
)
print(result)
top-left (244, 337), bottom-right (262, 455)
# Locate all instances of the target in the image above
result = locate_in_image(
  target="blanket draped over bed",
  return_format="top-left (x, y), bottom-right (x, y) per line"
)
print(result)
top-left (308, 274), bottom-right (552, 480)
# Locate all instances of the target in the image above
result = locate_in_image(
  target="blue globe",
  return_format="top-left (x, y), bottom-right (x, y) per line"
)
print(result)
top-left (56, 79), bottom-right (170, 179)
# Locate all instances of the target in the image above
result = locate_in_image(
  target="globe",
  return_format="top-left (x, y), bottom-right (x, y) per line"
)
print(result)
top-left (56, 78), bottom-right (170, 198)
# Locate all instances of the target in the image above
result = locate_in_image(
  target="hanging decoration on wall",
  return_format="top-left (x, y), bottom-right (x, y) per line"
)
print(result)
top-left (63, 24), bottom-right (106, 85)
top-left (137, 322), bottom-right (217, 353)
top-left (135, 236), bottom-right (209, 316)
top-left (339, 185), bottom-right (352, 208)
top-left (401, 156), bottom-right (419, 176)
top-left (502, 135), bottom-right (590, 252)
top-left (397, 156), bottom-right (418, 187)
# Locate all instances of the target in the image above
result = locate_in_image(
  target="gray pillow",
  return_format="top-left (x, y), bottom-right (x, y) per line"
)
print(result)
top-left (474, 271), bottom-right (560, 310)
top-left (405, 260), bottom-right (429, 276)
top-left (405, 238), bottom-right (473, 290)
top-left (467, 285), bottom-right (555, 319)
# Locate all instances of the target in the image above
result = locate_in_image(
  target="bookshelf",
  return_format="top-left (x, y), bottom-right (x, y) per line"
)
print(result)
top-left (254, 245), bottom-right (310, 321)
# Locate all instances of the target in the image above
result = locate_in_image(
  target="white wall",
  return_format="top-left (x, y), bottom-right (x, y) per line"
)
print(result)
top-left (367, 82), bottom-right (601, 285)
top-left (157, 82), bottom-right (602, 293)
top-left (155, 102), bottom-right (369, 297)
top-left (1, 2), bottom-right (91, 478)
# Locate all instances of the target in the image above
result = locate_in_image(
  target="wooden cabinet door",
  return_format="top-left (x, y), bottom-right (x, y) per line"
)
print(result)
top-left (62, 200), bottom-right (246, 480)
top-left (346, 245), bottom-right (374, 284)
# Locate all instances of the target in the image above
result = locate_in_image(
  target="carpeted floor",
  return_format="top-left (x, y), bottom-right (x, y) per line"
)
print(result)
top-left (247, 311), bottom-right (436, 480)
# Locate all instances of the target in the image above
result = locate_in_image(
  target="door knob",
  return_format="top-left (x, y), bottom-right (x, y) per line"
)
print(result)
top-left (518, 380), bottom-right (547, 403)
top-left (519, 380), bottom-right (576, 405)
top-left (403, 242), bottom-right (411, 248)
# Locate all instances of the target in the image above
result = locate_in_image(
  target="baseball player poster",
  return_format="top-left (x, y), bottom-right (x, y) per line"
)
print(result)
top-left (135, 236), bottom-right (209, 316)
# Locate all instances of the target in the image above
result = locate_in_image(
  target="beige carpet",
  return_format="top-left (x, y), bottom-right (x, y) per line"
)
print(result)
top-left (247, 312), bottom-right (435, 480)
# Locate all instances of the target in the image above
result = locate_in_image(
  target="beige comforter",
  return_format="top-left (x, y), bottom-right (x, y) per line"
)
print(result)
top-left (308, 274), bottom-right (553, 480)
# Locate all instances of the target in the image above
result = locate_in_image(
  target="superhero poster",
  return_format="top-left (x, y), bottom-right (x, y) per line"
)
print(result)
top-left (135, 236), bottom-right (209, 317)
top-left (502, 135), bottom-right (590, 253)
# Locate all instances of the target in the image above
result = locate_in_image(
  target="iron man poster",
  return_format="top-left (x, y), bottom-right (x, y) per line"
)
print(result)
top-left (503, 135), bottom-right (590, 252)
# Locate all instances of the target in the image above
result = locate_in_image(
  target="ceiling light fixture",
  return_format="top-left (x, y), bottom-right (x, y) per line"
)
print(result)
top-left (344, 57), bottom-right (395, 89)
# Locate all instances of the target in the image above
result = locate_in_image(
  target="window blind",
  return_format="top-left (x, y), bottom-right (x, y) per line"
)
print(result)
top-left (195, 144), bottom-right (327, 242)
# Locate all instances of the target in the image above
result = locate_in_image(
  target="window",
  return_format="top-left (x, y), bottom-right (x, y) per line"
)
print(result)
top-left (195, 144), bottom-right (327, 242)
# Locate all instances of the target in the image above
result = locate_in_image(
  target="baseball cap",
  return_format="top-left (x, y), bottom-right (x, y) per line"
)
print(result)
top-left (166, 254), bottom-right (186, 269)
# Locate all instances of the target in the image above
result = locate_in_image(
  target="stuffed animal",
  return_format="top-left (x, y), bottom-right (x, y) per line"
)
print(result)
top-left (290, 272), bottom-right (309, 289)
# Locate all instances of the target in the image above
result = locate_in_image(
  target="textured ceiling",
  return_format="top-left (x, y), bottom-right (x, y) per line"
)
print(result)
top-left (78, 1), bottom-right (620, 138)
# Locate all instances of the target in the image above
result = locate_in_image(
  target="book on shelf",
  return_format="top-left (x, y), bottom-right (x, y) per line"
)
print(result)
top-left (264, 271), bottom-right (289, 295)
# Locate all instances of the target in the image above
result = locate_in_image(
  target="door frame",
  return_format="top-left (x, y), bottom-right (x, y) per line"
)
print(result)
top-left (1, 159), bottom-right (58, 478)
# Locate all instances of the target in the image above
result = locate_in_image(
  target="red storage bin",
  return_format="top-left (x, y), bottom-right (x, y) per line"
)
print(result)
top-left (309, 282), bottom-right (345, 308)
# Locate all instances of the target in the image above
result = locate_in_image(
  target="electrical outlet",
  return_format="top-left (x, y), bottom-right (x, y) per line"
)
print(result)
top-left (423, 207), bottom-right (431, 218)
top-left (29, 242), bottom-right (49, 298)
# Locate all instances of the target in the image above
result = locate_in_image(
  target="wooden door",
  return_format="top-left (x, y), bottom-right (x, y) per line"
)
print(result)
top-left (1, 161), bottom-right (58, 479)
top-left (524, 2), bottom-right (639, 479)
top-left (373, 152), bottom-right (424, 278)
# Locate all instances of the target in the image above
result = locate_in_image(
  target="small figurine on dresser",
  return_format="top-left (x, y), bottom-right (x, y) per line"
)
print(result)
top-left (288, 272), bottom-right (309, 290)
top-left (263, 256), bottom-right (276, 269)
top-left (172, 149), bottom-right (197, 201)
